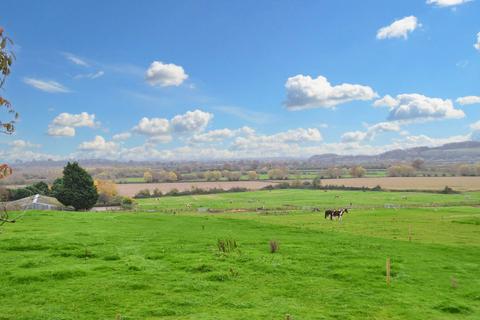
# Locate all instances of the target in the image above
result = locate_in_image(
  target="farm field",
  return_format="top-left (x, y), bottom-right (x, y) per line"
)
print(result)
top-left (1, 190), bottom-right (480, 319)
top-left (321, 176), bottom-right (480, 191)
top-left (116, 180), bottom-right (278, 197)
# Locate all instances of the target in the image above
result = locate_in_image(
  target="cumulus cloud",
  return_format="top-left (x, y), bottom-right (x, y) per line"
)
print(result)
top-left (377, 16), bottom-right (420, 40)
top-left (374, 94), bottom-right (465, 121)
top-left (470, 121), bottom-right (480, 131)
top-left (285, 74), bottom-right (377, 110)
top-left (51, 112), bottom-right (96, 128)
top-left (24, 78), bottom-right (70, 93)
top-left (112, 132), bottom-right (132, 141)
top-left (395, 134), bottom-right (470, 147)
top-left (8, 139), bottom-right (40, 149)
top-left (48, 112), bottom-right (96, 137)
top-left (132, 109), bottom-right (213, 144)
top-left (47, 126), bottom-right (76, 137)
top-left (341, 122), bottom-right (401, 142)
top-left (456, 96), bottom-right (480, 105)
top-left (133, 117), bottom-right (170, 136)
top-left (475, 32), bottom-right (480, 52)
top-left (79, 136), bottom-right (118, 151)
top-left (170, 109), bottom-right (213, 133)
top-left (427, 0), bottom-right (471, 7)
top-left (145, 61), bottom-right (188, 87)
top-left (232, 128), bottom-right (323, 154)
top-left (190, 128), bottom-right (236, 143)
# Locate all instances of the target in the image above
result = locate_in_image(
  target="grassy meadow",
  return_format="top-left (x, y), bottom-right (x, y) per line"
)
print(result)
top-left (1, 189), bottom-right (479, 319)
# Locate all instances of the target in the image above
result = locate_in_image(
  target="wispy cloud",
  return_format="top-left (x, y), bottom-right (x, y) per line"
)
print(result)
top-left (213, 106), bottom-right (276, 124)
top-left (63, 52), bottom-right (90, 67)
top-left (74, 70), bottom-right (105, 80)
top-left (23, 77), bottom-right (70, 93)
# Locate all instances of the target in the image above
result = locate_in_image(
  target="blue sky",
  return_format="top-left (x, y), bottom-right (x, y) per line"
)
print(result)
top-left (1, 0), bottom-right (479, 161)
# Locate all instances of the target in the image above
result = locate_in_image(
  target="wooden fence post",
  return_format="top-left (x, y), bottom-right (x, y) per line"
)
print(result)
top-left (386, 257), bottom-right (391, 286)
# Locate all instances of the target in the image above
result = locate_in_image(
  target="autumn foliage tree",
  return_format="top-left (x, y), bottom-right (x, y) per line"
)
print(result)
top-left (95, 179), bottom-right (118, 205)
top-left (0, 27), bottom-right (17, 225)
top-left (350, 165), bottom-right (366, 178)
top-left (0, 28), bottom-right (17, 181)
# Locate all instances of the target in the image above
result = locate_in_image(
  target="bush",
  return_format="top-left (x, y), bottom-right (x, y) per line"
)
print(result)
top-left (121, 197), bottom-right (136, 209)
top-left (134, 189), bottom-right (151, 199)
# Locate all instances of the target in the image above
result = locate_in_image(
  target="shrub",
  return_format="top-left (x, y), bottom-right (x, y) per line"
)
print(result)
top-left (134, 189), bottom-right (151, 199)
top-left (121, 197), bottom-right (135, 209)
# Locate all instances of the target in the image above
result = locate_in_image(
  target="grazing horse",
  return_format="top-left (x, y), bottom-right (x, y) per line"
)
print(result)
top-left (324, 209), bottom-right (334, 219)
top-left (331, 208), bottom-right (349, 220)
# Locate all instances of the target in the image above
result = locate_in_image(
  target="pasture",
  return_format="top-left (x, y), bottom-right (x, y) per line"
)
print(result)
top-left (1, 189), bottom-right (479, 319)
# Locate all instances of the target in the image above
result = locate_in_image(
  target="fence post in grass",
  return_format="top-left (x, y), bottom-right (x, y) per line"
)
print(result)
top-left (386, 257), bottom-right (391, 286)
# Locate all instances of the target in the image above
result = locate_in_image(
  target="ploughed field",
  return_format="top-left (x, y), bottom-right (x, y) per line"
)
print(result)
top-left (115, 176), bottom-right (480, 197)
top-left (320, 176), bottom-right (480, 192)
top-left (116, 180), bottom-right (277, 197)
top-left (1, 189), bottom-right (480, 319)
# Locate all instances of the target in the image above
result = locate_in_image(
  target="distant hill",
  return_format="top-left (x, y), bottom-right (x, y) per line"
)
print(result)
top-left (308, 141), bottom-right (480, 166)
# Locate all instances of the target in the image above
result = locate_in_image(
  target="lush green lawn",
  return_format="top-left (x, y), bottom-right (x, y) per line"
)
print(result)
top-left (1, 190), bottom-right (479, 319)
top-left (137, 189), bottom-right (480, 212)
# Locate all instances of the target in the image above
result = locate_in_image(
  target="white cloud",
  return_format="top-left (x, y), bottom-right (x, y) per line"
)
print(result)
top-left (24, 78), bottom-right (70, 93)
top-left (285, 74), bottom-right (377, 110)
top-left (112, 132), bottom-right (132, 141)
top-left (51, 112), bottom-right (96, 128)
top-left (341, 122), bottom-right (401, 142)
top-left (63, 52), bottom-right (89, 67)
top-left (190, 128), bottom-right (236, 143)
top-left (47, 126), bottom-right (76, 137)
top-left (341, 131), bottom-right (368, 143)
top-left (170, 109), bottom-right (213, 133)
top-left (427, 0), bottom-right (471, 7)
top-left (456, 96), bottom-right (480, 105)
top-left (79, 136), bottom-right (118, 151)
top-left (373, 95), bottom-right (398, 108)
top-left (145, 61), bottom-right (188, 87)
top-left (374, 94), bottom-right (465, 121)
top-left (273, 128), bottom-right (323, 143)
top-left (470, 121), bottom-right (480, 131)
top-left (475, 32), bottom-right (480, 52)
top-left (132, 109), bottom-right (213, 144)
top-left (8, 139), bottom-right (40, 149)
top-left (232, 128), bottom-right (323, 154)
top-left (133, 117), bottom-right (170, 136)
top-left (48, 112), bottom-right (96, 137)
top-left (146, 135), bottom-right (173, 144)
top-left (377, 16), bottom-right (420, 40)
top-left (395, 134), bottom-right (470, 147)
top-left (74, 71), bottom-right (105, 80)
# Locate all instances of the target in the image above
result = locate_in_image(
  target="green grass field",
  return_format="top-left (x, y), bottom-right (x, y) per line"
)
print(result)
top-left (1, 189), bottom-right (479, 319)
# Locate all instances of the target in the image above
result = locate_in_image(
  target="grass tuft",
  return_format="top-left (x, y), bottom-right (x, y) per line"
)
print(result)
top-left (269, 240), bottom-right (279, 253)
top-left (217, 238), bottom-right (237, 253)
